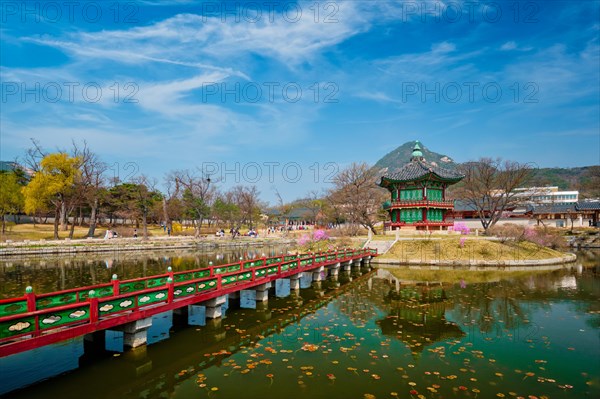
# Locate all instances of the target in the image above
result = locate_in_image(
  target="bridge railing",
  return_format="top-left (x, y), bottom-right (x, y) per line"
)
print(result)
top-left (0, 248), bottom-right (377, 344)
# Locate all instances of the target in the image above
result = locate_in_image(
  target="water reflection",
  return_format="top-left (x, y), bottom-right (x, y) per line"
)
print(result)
top-left (376, 283), bottom-right (465, 355)
top-left (1, 251), bottom-right (599, 399)
top-left (0, 246), bottom-right (290, 298)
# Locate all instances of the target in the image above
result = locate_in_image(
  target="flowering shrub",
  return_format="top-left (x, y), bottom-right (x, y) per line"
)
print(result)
top-left (313, 229), bottom-right (329, 241)
top-left (522, 227), bottom-right (566, 249)
top-left (297, 235), bottom-right (311, 247)
top-left (452, 222), bottom-right (471, 235)
top-left (488, 224), bottom-right (523, 242)
top-left (297, 229), bottom-right (331, 251)
top-left (488, 224), bottom-right (566, 249)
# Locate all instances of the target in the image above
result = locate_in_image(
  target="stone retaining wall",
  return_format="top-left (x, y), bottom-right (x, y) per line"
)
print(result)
top-left (0, 238), bottom-right (295, 257)
top-left (372, 252), bottom-right (577, 267)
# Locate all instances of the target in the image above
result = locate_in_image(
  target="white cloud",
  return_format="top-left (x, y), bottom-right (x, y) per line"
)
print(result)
top-left (501, 41), bottom-right (517, 51)
top-left (500, 41), bottom-right (533, 52)
top-left (26, 2), bottom-right (367, 67)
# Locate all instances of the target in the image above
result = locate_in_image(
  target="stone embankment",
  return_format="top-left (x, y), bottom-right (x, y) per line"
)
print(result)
top-left (568, 231), bottom-right (600, 248)
top-left (0, 236), bottom-right (295, 257)
top-left (372, 252), bottom-right (577, 268)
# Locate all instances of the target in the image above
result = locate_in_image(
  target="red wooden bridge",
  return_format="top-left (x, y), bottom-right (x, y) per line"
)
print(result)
top-left (0, 248), bottom-right (376, 357)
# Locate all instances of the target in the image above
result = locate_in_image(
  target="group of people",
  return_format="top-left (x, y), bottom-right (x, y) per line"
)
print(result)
top-left (103, 229), bottom-right (119, 239)
top-left (227, 228), bottom-right (258, 237)
top-left (160, 223), bottom-right (172, 236)
top-left (247, 229), bottom-right (258, 237)
top-left (104, 228), bottom-right (137, 239)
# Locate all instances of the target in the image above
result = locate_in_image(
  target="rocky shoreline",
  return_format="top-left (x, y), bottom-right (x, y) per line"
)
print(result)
top-left (567, 231), bottom-right (600, 248)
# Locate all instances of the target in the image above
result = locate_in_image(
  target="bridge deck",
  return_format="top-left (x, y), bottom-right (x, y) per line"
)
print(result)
top-left (0, 248), bottom-right (376, 357)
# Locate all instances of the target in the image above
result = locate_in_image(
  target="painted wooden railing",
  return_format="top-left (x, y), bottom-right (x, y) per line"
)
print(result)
top-left (383, 200), bottom-right (455, 210)
top-left (0, 248), bottom-right (377, 356)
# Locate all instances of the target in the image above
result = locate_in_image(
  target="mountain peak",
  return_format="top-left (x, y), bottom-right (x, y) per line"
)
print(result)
top-left (372, 141), bottom-right (457, 177)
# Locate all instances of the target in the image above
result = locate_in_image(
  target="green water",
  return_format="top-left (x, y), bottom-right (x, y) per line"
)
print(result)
top-left (0, 246), bottom-right (288, 298)
top-left (1, 251), bottom-right (599, 399)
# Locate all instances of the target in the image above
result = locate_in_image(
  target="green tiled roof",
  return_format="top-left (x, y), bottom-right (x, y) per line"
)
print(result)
top-left (379, 159), bottom-right (464, 186)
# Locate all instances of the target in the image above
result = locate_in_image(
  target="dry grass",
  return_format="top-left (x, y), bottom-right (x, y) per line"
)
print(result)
top-left (0, 223), bottom-right (214, 241)
top-left (380, 237), bottom-right (565, 262)
top-left (0, 222), bottom-right (313, 242)
top-left (1, 224), bottom-right (97, 241)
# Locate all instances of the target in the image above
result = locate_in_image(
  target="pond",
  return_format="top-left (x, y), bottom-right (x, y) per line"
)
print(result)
top-left (0, 245), bottom-right (291, 298)
top-left (0, 249), bottom-right (598, 399)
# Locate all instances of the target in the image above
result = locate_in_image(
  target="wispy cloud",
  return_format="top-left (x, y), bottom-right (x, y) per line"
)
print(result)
top-left (1, 1), bottom-right (598, 201)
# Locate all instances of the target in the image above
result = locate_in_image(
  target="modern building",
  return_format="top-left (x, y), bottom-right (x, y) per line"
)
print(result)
top-left (514, 186), bottom-right (579, 205)
top-left (378, 141), bottom-right (464, 230)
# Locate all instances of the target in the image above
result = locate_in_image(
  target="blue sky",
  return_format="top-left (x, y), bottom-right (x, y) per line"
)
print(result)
top-left (1, 0), bottom-right (599, 203)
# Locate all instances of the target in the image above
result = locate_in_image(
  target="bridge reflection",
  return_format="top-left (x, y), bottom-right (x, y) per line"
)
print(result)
top-left (3, 267), bottom-right (374, 399)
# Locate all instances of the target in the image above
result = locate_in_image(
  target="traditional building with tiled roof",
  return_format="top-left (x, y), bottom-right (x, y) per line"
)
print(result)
top-left (378, 141), bottom-right (464, 230)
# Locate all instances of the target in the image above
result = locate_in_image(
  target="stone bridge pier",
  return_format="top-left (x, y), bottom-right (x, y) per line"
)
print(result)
top-left (173, 295), bottom-right (229, 328)
top-left (240, 282), bottom-right (271, 309)
top-left (312, 266), bottom-right (326, 282)
top-left (112, 317), bottom-right (153, 349)
top-left (326, 262), bottom-right (341, 281)
top-left (341, 260), bottom-right (352, 272)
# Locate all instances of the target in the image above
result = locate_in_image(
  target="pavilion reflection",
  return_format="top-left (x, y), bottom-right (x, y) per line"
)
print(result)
top-left (374, 269), bottom-right (464, 354)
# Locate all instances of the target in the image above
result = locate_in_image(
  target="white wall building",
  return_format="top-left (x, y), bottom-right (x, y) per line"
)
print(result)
top-left (514, 186), bottom-right (578, 205)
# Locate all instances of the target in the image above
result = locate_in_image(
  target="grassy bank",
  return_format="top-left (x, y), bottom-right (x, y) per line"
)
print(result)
top-left (379, 237), bottom-right (566, 262)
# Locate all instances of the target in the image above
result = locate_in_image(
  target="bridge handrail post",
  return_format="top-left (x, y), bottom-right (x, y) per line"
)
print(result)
top-left (88, 290), bottom-right (99, 324)
top-left (217, 275), bottom-right (222, 290)
top-left (111, 274), bottom-right (119, 297)
top-left (167, 266), bottom-right (174, 280)
top-left (25, 286), bottom-right (36, 312)
top-left (167, 277), bottom-right (174, 303)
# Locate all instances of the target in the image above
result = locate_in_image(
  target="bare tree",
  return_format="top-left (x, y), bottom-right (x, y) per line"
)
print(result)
top-left (212, 190), bottom-right (241, 231)
top-left (456, 158), bottom-right (536, 232)
top-left (328, 162), bottom-right (387, 235)
top-left (231, 185), bottom-right (262, 229)
top-left (168, 169), bottom-right (215, 237)
top-left (24, 138), bottom-right (45, 173)
top-left (72, 141), bottom-right (108, 238)
top-left (131, 175), bottom-right (161, 240)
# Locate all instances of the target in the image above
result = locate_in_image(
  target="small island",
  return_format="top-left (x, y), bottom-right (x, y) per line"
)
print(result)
top-left (373, 234), bottom-right (576, 267)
